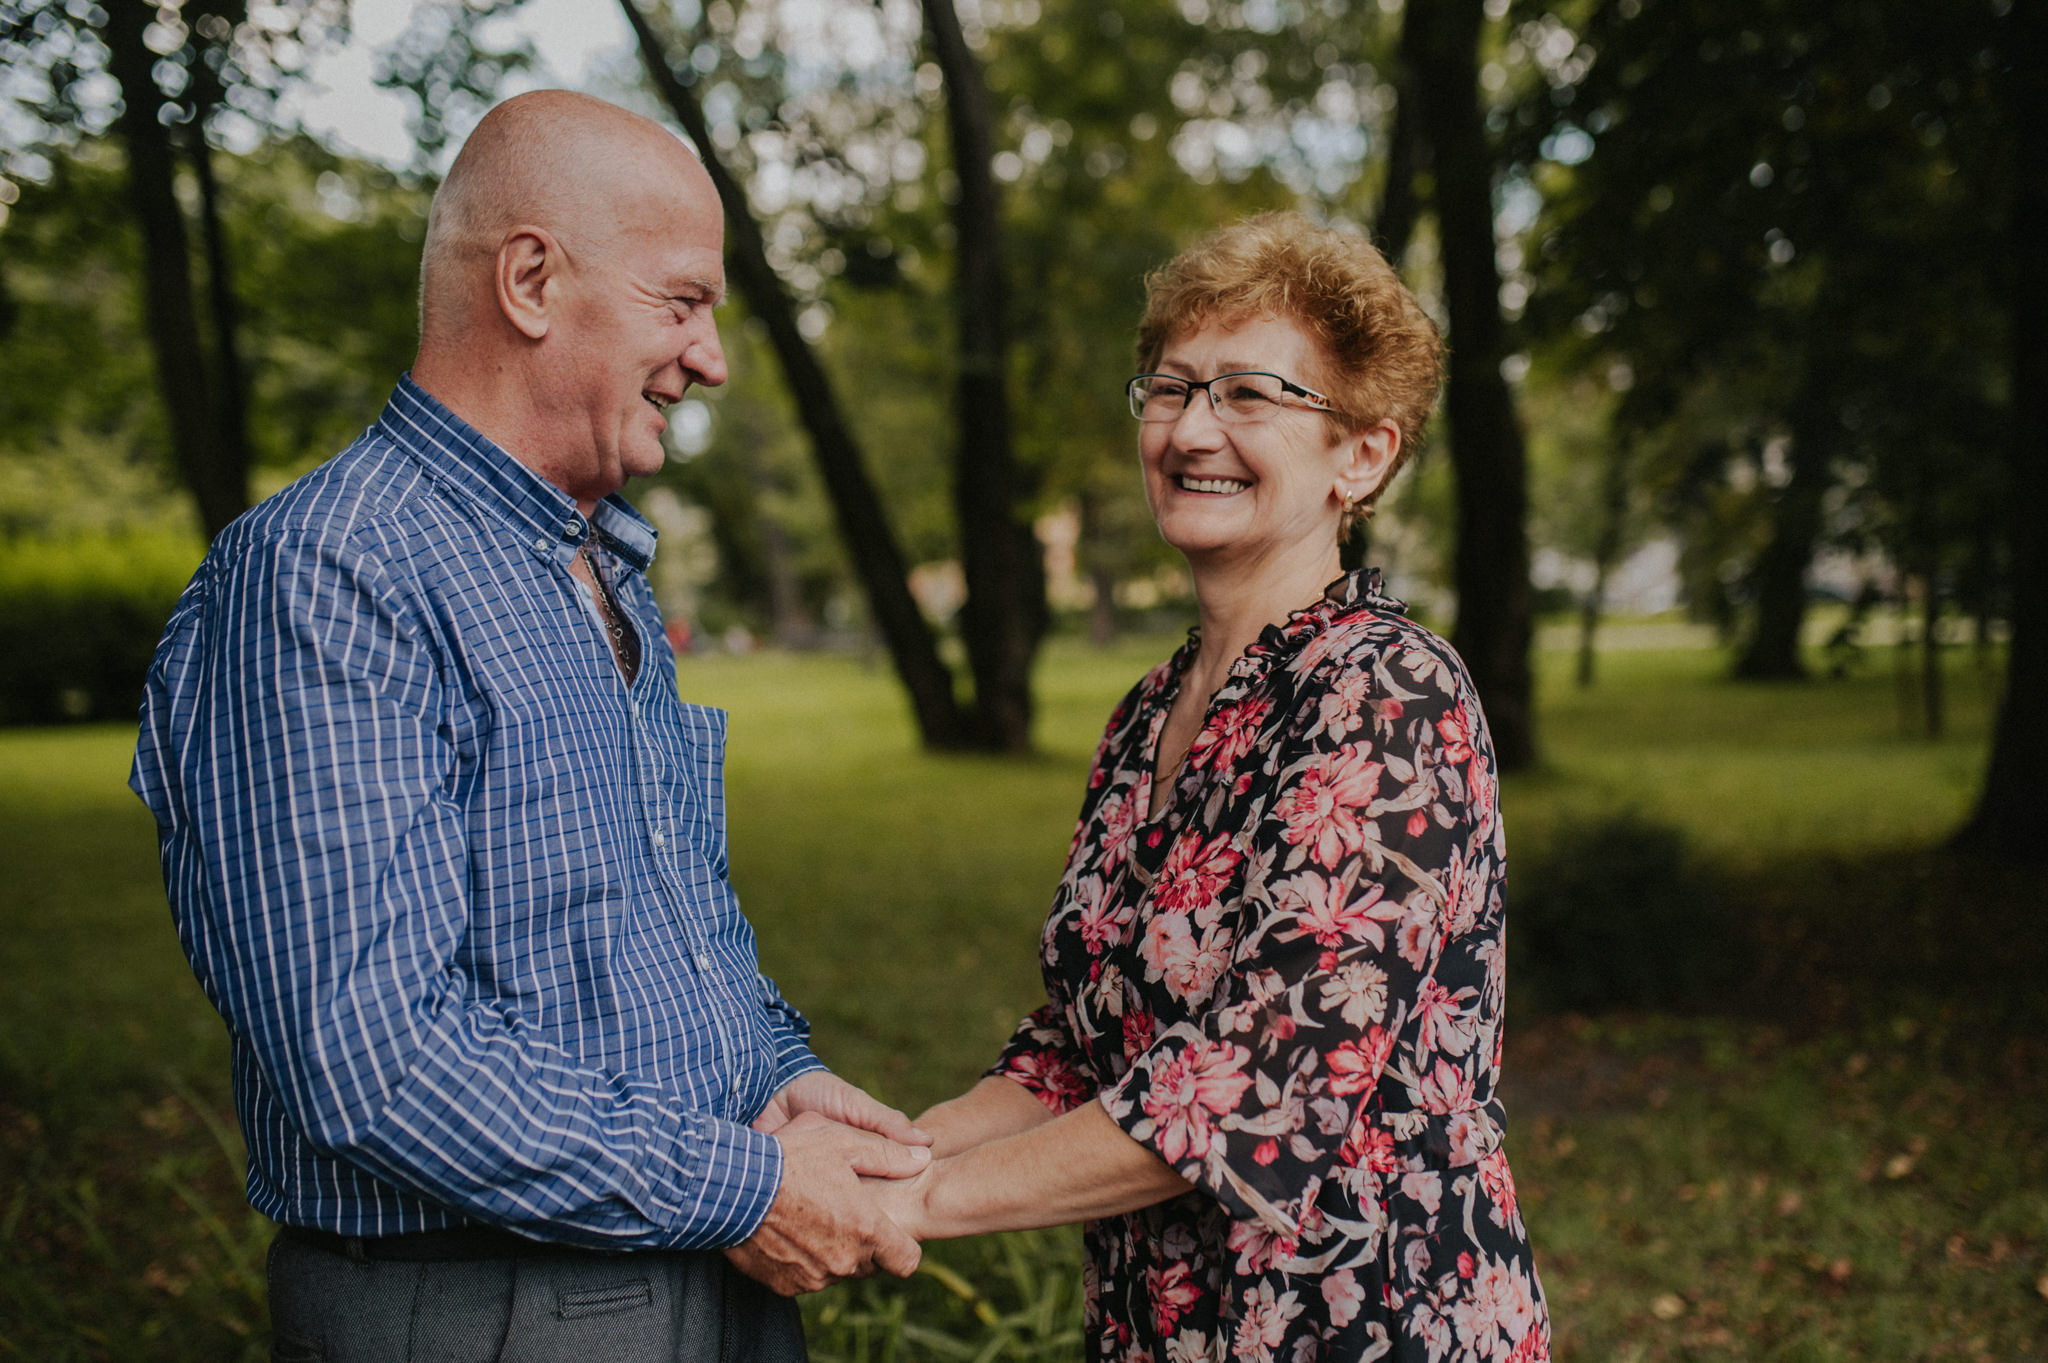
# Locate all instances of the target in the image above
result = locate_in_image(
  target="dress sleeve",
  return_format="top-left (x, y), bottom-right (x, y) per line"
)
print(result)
top-left (987, 1002), bottom-right (1099, 1115)
top-left (1099, 625), bottom-right (1497, 1236)
top-left (133, 528), bottom-right (782, 1250)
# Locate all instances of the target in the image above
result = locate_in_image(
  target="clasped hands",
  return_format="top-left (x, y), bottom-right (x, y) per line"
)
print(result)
top-left (722, 1070), bottom-right (937, 1296)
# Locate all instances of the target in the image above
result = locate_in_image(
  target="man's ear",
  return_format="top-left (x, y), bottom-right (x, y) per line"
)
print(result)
top-left (1337, 418), bottom-right (1402, 506)
top-left (495, 227), bottom-right (559, 340)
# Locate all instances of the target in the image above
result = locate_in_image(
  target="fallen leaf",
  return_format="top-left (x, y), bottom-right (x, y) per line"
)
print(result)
top-left (2034, 1273), bottom-right (2048, 1304)
top-left (1775, 1190), bottom-right (1803, 1216)
top-left (1828, 1258), bottom-right (1852, 1284)
top-left (1651, 1293), bottom-right (1686, 1321)
top-left (1883, 1153), bottom-right (1916, 1180)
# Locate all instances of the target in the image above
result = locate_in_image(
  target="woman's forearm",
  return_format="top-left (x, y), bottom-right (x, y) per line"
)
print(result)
top-left (912, 1075), bottom-right (1058, 1158)
top-left (873, 1096), bottom-right (1192, 1240)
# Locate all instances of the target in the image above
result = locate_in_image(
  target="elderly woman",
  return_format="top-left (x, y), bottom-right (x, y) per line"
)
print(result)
top-left (869, 212), bottom-right (1549, 1361)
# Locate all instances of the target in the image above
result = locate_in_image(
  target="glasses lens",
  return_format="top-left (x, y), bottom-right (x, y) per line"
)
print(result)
top-left (1130, 376), bottom-right (1191, 421)
top-left (1212, 373), bottom-right (1286, 422)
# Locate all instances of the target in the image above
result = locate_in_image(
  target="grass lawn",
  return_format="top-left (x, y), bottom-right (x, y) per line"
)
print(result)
top-left (1, 631), bottom-right (2041, 1360)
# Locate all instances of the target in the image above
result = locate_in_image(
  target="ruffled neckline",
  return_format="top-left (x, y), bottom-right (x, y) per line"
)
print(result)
top-left (1163, 567), bottom-right (1408, 693)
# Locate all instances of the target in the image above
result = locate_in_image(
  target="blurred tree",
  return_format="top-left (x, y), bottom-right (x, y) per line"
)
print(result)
top-left (1, 0), bottom-right (349, 539)
top-left (920, 0), bottom-right (1044, 751)
top-left (1400, 0), bottom-right (1538, 768)
top-left (1517, 0), bottom-right (2012, 691)
top-left (1956, 0), bottom-right (2045, 861)
top-left (0, 134), bottom-right (432, 532)
top-left (617, 0), bottom-right (976, 748)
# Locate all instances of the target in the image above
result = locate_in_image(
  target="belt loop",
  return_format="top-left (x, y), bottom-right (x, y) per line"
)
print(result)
top-left (345, 1235), bottom-right (370, 1267)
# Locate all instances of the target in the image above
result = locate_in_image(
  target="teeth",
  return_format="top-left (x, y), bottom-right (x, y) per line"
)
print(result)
top-left (644, 393), bottom-right (672, 410)
top-left (1178, 475), bottom-right (1249, 494)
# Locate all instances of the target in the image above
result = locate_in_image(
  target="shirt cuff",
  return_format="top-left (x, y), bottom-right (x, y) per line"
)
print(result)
top-left (664, 1113), bottom-right (786, 1249)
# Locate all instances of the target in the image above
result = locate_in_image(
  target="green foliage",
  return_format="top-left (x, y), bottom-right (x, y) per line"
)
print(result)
top-left (1510, 811), bottom-right (1736, 1014)
top-left (0, 534), bottom-right (201, 725)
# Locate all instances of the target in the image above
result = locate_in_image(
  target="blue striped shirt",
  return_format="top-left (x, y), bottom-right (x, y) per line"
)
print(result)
top-left (130, 376), bottom-right (821, 1249)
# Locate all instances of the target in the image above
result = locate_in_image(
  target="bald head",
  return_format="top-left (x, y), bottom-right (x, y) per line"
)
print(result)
top-left (418, 90), bottom-right (716, 344)
top-left (410, 90), bottom-right (730, 509)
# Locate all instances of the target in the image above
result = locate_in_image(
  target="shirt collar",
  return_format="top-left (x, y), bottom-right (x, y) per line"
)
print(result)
top-left (376, 374), bottom-right (658, 573)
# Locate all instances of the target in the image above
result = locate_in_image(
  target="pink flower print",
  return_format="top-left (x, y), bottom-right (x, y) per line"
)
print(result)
top-left (1312, 669), bottom-right (1371, 741)
top-left (1272, 747), bottom-right (1385, 869)
top-left (1480, 1147), bottom-right (1521, 1227)
top-left (1398, 904), bottom-right (1439, 971)
top-left (1321, 1269), bottom-right (1367, 1328)
top-left (1227, 1217), bottom-right (1298, 1275)
top-left (1326, 1025), bottom-right (1394, 1095)
top-left (1273, 873), bottom-right (1396, 950)
top-left (1232, 1281), bottom-right (1303, 1363)
top-left (1418, 1056), bottom-right (1477, 1114)
top-left (1141, 1038), bottom-right (1255, 1164)
top-left (1443, 847), bottom-right (1485, 938)
top-left (1074, 875), bottom-right (1135, 954)
top-left (1340, 1119), bottom-right (1397, 1172)
top-left (1147, 1260), bottom-right (1204, 1337)
top-left (1141, 912), bottom-right (1233, 1004)
top-left (1317, 958), bottom-right (1391, 1029)
top-left (1436, 701), bottom-right (1477, 766)
top-left (1095, 790), bottom-right (1137, 871)
top-left (1005, 1048), bottom-right (1093, 1113)
top-left (1154, 832), bottom-right (1242, 915)
top-left (1122, 1007), bottom-right (1156, 1061)
top-left (1414, 977), bottom-right (1479, 1057)
top-left (1401, 1169), bottom-right (1443, 1215)
top-left (1468, 752), bottom-right (1497, 836)
top-left (1189, 697), bottom-right (1272, 771)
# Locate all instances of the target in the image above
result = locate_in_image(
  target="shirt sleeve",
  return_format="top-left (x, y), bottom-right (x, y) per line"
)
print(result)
top-left (1098, 626), bottom-right (1496, 1237)
top-left (137, 527), bottom-right (782, 1250)
top-left (758, 973), bottom-right (827, 1091)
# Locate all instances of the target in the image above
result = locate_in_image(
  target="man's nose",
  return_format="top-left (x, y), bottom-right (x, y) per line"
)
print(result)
top-left (685, 322), bottom-right (729, 389)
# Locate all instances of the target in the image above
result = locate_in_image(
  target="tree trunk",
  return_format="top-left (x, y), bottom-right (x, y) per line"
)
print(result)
top-left (1372, 80), bottom-right (1421, 268)
top-left (921, 0), bottom-right (1044, 752)
top-left (621, 0), bottom-right (971, 749)
top-left (1920, 572), bottom-right (1943, 740)
top-left (186, 123), bottom-right (255, 513)
top-left (103, 0), bottom-right (246, 540)
top-left (1733, 419), bottom-right (1829, 680)
top-left (1403, 0), bottom-right (1537, 770)
top-left (1576, 435), bottom-right (1632, 689)
top-left (1954, 0), bottom-right (2048, 860)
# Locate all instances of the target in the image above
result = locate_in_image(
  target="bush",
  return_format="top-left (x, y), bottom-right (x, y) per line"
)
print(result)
top-left (0, 533), bottom-right (202, 726)
top-left (1510, 811), bottom-right (1741, 1014)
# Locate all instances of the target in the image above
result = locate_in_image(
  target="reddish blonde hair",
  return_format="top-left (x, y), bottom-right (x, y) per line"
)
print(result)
top-left (1135, 211), bottom-right (1443, 517)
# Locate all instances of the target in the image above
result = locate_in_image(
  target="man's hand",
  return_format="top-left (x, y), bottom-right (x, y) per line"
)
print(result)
top-left (724, 1112), bottom-right (929, 1296)
top-left (750, 1070), bottom-right (933, 1148)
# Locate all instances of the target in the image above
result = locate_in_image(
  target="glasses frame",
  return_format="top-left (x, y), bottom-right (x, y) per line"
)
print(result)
top-left (1126, 370), bottom-right (1338, 424)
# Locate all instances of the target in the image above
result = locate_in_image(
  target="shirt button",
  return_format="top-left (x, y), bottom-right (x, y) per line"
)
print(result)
top-left (695, 953), bottom-right (713, 971)
top-left (649, 829), bottom-right (666, 847)
top-left (563, 518), bottom-right (584, 539)
top-left (531, 536), bottom-right (549, 553)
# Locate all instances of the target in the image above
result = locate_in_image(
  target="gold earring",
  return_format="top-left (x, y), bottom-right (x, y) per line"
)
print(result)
top-left (1340, 489), bottom-right (1357, 515)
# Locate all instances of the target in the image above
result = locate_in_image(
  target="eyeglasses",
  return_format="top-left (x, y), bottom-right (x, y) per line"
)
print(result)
top-left (1127, 371), bottom-right (1338, 424)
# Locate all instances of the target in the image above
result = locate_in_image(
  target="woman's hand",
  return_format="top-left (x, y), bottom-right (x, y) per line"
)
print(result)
top-left (912, 1075), bottom-right (1059, 1158)
top-left (860, 1164), bottom-right (935, 1242)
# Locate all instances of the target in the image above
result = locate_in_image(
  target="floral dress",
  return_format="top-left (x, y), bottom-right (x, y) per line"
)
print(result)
top-left (992, 570), bottom-right (1549, 1363)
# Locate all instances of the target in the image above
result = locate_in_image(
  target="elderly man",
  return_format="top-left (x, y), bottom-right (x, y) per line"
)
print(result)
top-left (131, 90), bottom-right (925, 1360)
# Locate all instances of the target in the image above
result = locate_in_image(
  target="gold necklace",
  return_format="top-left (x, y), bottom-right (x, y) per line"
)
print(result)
top-left (580, 541), bottom-right (640, 682)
